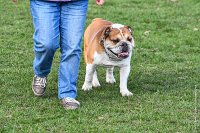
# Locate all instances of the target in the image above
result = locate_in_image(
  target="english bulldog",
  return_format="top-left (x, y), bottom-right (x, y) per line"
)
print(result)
top-left (82, 18), bottom-right (135, 96)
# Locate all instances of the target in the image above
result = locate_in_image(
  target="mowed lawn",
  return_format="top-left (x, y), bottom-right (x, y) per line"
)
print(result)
top-left (0, 0), bottom-right (199, 132)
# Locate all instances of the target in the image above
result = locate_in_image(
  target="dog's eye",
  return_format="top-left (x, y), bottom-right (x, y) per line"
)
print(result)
top-left (127, 37), bottom-right (132, 42)
top-left (112, 39), bottom-right (120, 43)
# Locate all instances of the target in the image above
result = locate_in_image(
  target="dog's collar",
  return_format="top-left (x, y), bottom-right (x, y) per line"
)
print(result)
top-left (100, 38), bottom-right (123, 61)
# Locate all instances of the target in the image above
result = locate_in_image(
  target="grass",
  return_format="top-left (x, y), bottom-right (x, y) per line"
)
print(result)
top-left (0, 0), bottom-right (199, 132)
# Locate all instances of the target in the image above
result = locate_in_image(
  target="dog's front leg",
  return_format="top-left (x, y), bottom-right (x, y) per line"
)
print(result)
top-left (92, 70), bottom-right (101, 87)
top-left (106, 67), bottom-right (116, 84)
top-left (82, 64), bottom-right (96, 91)
top-left (119, 65), bottom-right (133, 96)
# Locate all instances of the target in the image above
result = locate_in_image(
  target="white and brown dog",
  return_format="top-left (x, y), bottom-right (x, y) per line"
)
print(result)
top-left (82, 18), bottom-right (135, 96)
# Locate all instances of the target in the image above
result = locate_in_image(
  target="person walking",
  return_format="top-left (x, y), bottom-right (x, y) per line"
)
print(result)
top-left (12, 0), bottom-right (105, 110)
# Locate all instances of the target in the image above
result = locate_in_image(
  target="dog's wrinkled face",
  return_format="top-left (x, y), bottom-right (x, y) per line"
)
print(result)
top-left (102, 24), bottom-right (134, 60)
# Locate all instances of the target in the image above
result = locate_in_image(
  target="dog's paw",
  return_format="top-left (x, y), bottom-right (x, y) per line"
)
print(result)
top-left (120, 90), bottom-right (133, 97)
top-left (92, 79), bottom-right (101, 88)
top-left (106, 77), bottom-right (116, 84)
top-left (82, 83), bottom-right (93, 91)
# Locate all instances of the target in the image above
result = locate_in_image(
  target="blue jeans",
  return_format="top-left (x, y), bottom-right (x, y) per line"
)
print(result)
top-left (30, 0), bottom-right (88, 99)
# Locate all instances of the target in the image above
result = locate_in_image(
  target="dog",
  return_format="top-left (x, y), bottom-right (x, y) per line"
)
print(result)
top-left (82, 18), bottom-right (135, 96)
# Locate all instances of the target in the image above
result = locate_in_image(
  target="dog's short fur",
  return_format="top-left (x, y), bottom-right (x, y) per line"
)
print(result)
top-left (82, 18), bottom-right (135, 96)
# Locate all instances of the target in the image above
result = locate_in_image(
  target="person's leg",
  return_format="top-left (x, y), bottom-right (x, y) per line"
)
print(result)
top-left (30, 0), bottom-right (61, 96)
top-left (58, 0), bottom-right (88, 99)
top-left (30, 0), bottom-right (60, 77)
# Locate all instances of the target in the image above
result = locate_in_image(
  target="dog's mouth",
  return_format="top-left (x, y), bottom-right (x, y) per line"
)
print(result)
top-left (117, 52), bottom-right (129, 58)
top-left (107, 45), bottom-right (129, 59)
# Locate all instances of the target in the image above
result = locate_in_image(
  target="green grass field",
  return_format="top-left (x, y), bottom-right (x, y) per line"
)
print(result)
top-left (0, 0), bottom-right (199, 132)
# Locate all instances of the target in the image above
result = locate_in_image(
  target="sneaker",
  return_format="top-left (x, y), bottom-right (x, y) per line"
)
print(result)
top-left (32, 75), bottom-right (47, 96)
top-left (61, 97), bottom-right (80, 110)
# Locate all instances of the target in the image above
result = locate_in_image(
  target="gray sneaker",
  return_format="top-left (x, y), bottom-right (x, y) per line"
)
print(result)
top-left (61, 97), bottom-right (80, 110)
top-left (32, 75), bottom-right (47, 96)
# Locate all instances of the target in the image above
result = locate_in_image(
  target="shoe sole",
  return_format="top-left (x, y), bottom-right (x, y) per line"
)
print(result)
top-left (63, 106), bottom-right (79, 110)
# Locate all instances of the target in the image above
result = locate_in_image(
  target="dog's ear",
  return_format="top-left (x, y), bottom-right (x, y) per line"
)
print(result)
top-left (100, 26), bottom-right (112, 45)
top-left (104, 26), bottom-right (112, 38)
top-left (125, 26), bottom-right (133, 35)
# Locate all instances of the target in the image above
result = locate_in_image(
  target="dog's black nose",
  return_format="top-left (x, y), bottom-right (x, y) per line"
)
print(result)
top-left (121, 42), bottom-right (128, 47)
top-left (121, 42), bottom-right (128, 52)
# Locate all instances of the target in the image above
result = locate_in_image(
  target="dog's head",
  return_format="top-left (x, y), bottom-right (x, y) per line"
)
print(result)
top-left (100, 24), bottom-right (134, 60)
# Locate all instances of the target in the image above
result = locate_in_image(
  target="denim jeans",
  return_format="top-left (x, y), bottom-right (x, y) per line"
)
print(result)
top-left (30, 0), bottom-right (88, 99)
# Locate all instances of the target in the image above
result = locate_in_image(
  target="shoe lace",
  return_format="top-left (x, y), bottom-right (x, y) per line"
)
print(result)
top-left (35, 76), bottom-right (47, 87)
